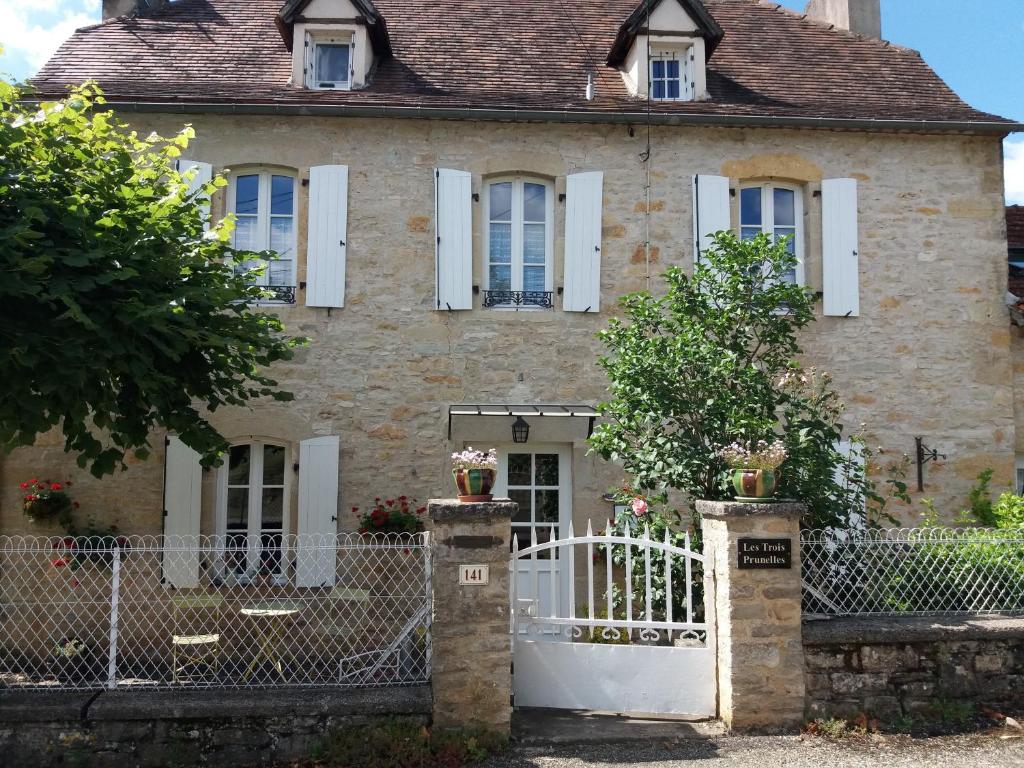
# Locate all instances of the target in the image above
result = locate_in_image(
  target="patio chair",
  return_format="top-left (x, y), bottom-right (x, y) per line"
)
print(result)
top-left (170, 592), bottom-right (225, 684)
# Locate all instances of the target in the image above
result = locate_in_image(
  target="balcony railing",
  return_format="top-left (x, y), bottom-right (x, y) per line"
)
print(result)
top-left (262, 285), bottom-right (296, 304)
top-left (482, 290), bottom-right (554, 309)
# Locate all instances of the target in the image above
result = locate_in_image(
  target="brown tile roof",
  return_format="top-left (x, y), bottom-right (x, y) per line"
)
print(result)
top-left (1008, 206), bottom-right (1024, 250)
top-left (30, 0), bottom-right (1017, 129)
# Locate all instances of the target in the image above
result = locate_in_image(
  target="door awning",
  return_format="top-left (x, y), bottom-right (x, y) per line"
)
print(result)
top-left (448, 404), bottom-right (599, 441)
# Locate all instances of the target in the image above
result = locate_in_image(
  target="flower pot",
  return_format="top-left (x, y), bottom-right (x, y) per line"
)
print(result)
top-left (732, 468), bottom-right (777, 501)
top-left (452, 468), bottom-right (496, 502)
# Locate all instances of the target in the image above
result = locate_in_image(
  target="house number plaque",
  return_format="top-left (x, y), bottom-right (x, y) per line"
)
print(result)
top-left (458, 564), bottom-right (490, 585)
top-left (737, 538), bottom-right (792, 569)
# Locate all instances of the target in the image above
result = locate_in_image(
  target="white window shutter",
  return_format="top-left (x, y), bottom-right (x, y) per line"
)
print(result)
top-left (563, 171), bottom-right (603, 313)
top-left (822, 178), bottom-right (860, 317)
top-left (691, 174), bottom-right (731, 267)
top-left (296, 435), bottom-right (340, 587)
top-left (434, 168), bottom-right (473, 311)
top-left (177, 159), bottom-right (213, 231)
top-left (162, 435), bottom-right (202, 588)
top-left (306, 165), bottom-right (349, 308)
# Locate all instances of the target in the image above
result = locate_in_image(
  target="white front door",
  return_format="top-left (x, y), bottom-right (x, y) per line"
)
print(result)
top-left (494, 445), bottom-right (572, 635)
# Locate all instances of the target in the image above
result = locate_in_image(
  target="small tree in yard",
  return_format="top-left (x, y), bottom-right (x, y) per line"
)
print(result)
top-left (590, 231), bottom-right (904, 530)
top-left (0, 82), bottom-right (303, 476)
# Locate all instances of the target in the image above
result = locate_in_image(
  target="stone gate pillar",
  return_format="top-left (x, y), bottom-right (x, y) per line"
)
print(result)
top-left (697, 500), bottom-right (806, 733)
top-left (429, 498), bottom-right (516, 734)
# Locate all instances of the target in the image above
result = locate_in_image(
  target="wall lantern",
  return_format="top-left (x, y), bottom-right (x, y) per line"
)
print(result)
top-left (915, 436), bottom-right (946, 492)
top-left (512, 416), bottom-right (530, 444)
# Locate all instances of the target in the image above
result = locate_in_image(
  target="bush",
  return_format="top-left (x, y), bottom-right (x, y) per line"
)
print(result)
top-left (311, 720), bottom-right (506, 768)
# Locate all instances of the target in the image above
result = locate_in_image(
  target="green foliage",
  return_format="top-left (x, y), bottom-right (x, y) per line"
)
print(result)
top-left (0, 82), bottom-right (304, 476)
top-left (313, 719), bottom-right (506, 768)
top-left (590, 231), bottom-right (902, 528)
top-left (991, 492), bottom-right (1024, 529)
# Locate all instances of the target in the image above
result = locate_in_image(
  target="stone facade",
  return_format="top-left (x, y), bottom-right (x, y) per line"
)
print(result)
top-left (804, 615), bottom-right (1024, 721)
top-left (698, 500), bottom-right (806, 732)
top-left (429, 499), bottom-right (515, 733)
top-left (0, 116), bottom-right (1013, 538)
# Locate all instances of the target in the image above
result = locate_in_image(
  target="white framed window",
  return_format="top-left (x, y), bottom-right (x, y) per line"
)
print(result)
top-left (228, 170), bottom-right (297, 303)
top-left (484, 177), bottom-right (554, 309)
top-left (649, 47), bottom-right (693, 101)
top-left (739, 183), bottom-right (805, 285)
top-left (218, 441), bottom-right (291, 584)
top-left (307, 33), bottom-right (353, 90)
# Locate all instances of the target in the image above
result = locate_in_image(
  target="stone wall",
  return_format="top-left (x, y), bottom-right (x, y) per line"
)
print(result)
top-left (0, 116), bottom-right (1012, 537)
top-left (0, 687), bottom-right (430, 768)
top-left (804, 615), bottom-right (1024, 721)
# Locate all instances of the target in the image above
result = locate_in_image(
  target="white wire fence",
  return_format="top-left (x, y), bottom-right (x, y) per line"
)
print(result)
top-left (801, 528), bottom-right (1024, 616)
top-left (0, 534), bottom-right (430, 690)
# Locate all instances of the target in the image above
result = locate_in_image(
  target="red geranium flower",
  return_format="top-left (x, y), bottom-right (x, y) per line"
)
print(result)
top-left (416, 506), bottom-right (426, 514)
top-left (19, 482), bottom-right (28, 489)
top-left (369, 509), bottom-right (388, 527)
top-left (385, 499), bottom-right (394, 507)
top-left (50, 483), bottom-right (62, 491)
top-left (51, 556), bottom-right (70, 568)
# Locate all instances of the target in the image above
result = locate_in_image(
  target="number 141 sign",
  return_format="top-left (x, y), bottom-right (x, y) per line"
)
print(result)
top-left (458, 564), bottom-right (490, 585)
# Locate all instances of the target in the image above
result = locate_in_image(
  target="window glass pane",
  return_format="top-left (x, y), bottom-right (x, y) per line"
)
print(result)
top-left (508, 454), bottom-right (531, 486)
top-left (234, 175), bottom-right (259, 215)
top-left (489, 265), bottom-right (511, 292)
top-left (316, 43), bottom-right (350, 84)
top-left (523, 183), bottom-right (546, 222)
top-left (523, 266), bottom-right (545, 293)
top-left (511, 524), bottom-right (531, 549)
top-left (775, 228), bottom-right (796, 254)
top-left (773, 188), bottom-right (796, 227)
top-left (536, 490), bottom-right (559, 523)
top-left (490, 182), bottom-right (513, 221)
top-left (261, 488), bottom-right (284, 527)
top-left (666, 79), bottom-right (680, 99)
top-left (271, 175), bottom-right (294, 216)
top-left (233, 216), bottom-right (259, 252)
top-left (652, 60), bottom-right (664, 79)
top-left (779, 267), bottom-right (797, 285)
top-left (226, 488), bottom-right (249, 530)
top-left (509, 489), bottom-right (532, 523)
top-left (740, 188), bottom-right (761, 225)
top-left (268, 260), bottom-right (292, 287)
top-left (535, 454), bottom-right (559, 486)
top-left (741, 227), bottom-right (761, 241)
top-left (489, 223), bottom-right (511, 263)
top-left (1017, 468), bottom-right (1024, 494)
top-left (270, 217), bottom-right (294, 259)
top-left (652, 80), bottom-right (665, 99)
top-left (666, 59), bottom-right (680, 78)
top-left (523, 223), bottom-right (545, 264)
top-left (228, 445), bottom-right (251, 485)
top-left (263, 444), bottom-right (285, 485)
top-left (260, 533), bottom-right (283, 574)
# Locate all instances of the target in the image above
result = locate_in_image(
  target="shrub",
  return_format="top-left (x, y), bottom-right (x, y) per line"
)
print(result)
top-left (312, 720), bottom-right (506, 768)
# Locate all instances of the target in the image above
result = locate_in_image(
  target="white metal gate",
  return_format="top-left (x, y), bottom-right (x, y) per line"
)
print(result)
top-left (510, 521), bottom-right (716, 717)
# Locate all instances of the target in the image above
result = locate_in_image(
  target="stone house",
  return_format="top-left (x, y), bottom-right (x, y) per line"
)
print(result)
top-left (4, 0), bottom-right (1021, 590)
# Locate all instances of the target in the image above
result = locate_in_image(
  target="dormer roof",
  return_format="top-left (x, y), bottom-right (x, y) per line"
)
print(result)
top-left (608, 0), bottom-right (724, 66)
top-left (276, 0), bottom-right (392, 56)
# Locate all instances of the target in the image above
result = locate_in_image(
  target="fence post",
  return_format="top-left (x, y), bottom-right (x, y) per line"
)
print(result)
top-left (107, 545), bottom-right (121, 690)
top-left (697, 500), bottom-right (805, 733)
top-left (428, 498), bottom-right (517, 735)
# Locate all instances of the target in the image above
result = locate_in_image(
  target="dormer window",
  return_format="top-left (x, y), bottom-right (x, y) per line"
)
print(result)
top-left (308, 34), bottom-right (353, 90)
top-left (650, 47), bottom-right (694, 101)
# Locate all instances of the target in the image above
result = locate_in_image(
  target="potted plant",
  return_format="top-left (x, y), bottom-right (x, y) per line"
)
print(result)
top-left (50, 637), bottom-right (92, 684)
top-left (20, 478), bottom-right (76, 529)
top-left (451, 448), bottom-right (497, 502)
top-left (719, 440), bottom-right (787, 502)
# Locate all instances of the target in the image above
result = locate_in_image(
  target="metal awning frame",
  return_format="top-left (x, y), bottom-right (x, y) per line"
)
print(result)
top-left (447, 404), bottom-right (599, 440)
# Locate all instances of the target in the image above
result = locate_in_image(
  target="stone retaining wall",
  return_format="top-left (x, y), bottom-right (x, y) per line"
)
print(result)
top-left (0, 686), bottom-right (431, 767)
top-left (804, 615), bottom-right (1024, 721)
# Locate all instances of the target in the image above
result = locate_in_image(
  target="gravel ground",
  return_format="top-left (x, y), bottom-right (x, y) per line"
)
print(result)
top-left (484, 732), bottom-right (1024, 768)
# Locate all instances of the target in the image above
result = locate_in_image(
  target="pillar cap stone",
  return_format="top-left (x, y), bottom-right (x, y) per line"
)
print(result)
top-left (696, 499), bottom-right (805, 519)
top-left (428, 498), bottom-right (518, 522)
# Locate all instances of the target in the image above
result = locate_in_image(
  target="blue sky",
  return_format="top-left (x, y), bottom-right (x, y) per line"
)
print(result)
top-left (2, 0), bottom-right (1022, 201)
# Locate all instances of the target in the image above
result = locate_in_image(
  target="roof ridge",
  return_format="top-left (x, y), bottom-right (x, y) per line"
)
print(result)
top-left (751, 0), bottom-right (919, 56)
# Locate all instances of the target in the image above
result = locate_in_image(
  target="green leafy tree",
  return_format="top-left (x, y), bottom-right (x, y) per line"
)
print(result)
top-left (0, 82), bottom-right (303, 476)
top-left (590, 231), bottom-right (903, 529)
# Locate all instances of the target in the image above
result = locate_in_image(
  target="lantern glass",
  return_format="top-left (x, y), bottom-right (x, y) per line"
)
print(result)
top-left (511, 416), bottom-right (530, 444)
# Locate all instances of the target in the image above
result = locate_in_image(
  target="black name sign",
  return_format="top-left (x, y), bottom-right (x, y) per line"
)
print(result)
top-left (737, 538), bottom-right (792, 569)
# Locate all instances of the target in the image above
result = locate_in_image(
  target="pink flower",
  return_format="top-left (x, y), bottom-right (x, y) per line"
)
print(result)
top-left (631, 498), bottom-right (648, 517)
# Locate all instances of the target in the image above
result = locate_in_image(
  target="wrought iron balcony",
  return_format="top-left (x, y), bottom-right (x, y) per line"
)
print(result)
top-left (482, 290), bottom-right (554, 309)
top-left (262, 285), bottom-right (296, 304)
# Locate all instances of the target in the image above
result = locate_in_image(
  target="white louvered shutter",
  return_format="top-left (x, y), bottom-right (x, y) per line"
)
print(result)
top-left (563, 171), bottom-right (604, 313)
top-left (434, 168), bottom-right (473, 311)
top-left (692, 174), bottom-right (731, 266)
top-left (822, 178), bottom-right (860, 317)
top-left (162, 435), bottom-right (202, 588)
top-left (306, 165), bottom-right (349, 308)
top-left (177, 159), bottom-right (213, 231)
top-left (296, 435), bottom-right (340, 587)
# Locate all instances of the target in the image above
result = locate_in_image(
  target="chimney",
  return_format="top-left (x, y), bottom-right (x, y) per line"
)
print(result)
top-left (804, 0), bottom-right (882, 39)
top-left (102, 0), bottom-right (167, 21)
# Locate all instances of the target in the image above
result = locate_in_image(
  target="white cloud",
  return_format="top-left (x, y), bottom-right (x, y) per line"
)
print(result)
top-left (0, 0), bottom-right (99, 75)
top-left (1007, 137), bottom-right (1024, 206)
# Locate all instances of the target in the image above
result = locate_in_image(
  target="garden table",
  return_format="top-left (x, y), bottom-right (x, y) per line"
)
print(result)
top-left (239, 604), bottom-right (301, 682)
